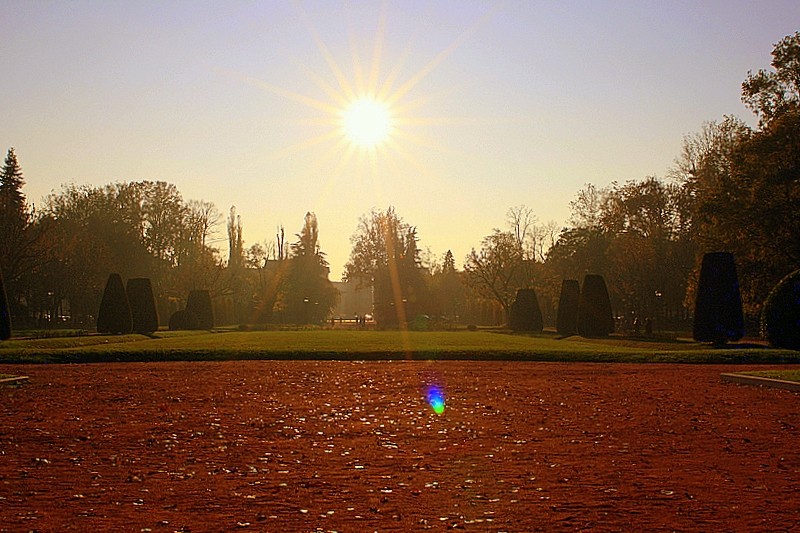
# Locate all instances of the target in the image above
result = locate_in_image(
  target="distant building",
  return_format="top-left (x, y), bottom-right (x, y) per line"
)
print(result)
top-left (331, 280), bottom-right (373, 318)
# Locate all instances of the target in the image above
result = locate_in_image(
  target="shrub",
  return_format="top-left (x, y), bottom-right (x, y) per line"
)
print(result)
top-left (410, 314), bottom-right (431, 331)
top-left (508, 288), bottom-right (543, 332)
top-left (126, 278), bottom-right (159, 334)
top-left (0, 270), bottom-right (11, 340)
top-left (186, 290), bottom-right (214, 330)
top-left (97, 273), bottom-right (133, 334)
top-left (577, 274), bottom-right (614, 337)
top-left (693, 252), bottom-right (744, 345)
top-left (169, 309), bottom-right (199, 331)
top-left (761, 269), bottom-right (800, 351)
top-left (556, 279), bottom-right (580, 336)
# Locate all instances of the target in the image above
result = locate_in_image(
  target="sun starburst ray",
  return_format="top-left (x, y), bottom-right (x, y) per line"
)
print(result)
top-left (367, 2), bottom-right (389, 96)
top-left (298, 5), bottom-right (356, 102)
top-left (347, 19), bottom-right (366, 97)
top-left (265, 128), bottom-right (343, 160)
top-left (386, 7), bottom-right (497, 106)
top-left (297, 63), bottom-right (351, 109)
top-left (221, 68), bottom-right (340, 115)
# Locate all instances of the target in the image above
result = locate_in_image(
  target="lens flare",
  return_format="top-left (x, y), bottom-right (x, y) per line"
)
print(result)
top-left (426, 384), bottom-right (446, 414)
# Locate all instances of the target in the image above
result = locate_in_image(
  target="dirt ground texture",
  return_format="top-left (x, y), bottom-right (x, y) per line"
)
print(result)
top-left (1, 361), bottom-right (799, 532)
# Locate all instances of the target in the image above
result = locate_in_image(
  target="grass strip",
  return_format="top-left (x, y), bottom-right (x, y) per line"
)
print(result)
top-left (1, 330), bottom-right (798, 365)
top-left (736, 369), bottom-right (800, 383)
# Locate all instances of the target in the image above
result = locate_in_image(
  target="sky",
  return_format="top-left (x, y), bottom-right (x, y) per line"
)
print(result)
top-left (3, 1), bottom-right (799, 279)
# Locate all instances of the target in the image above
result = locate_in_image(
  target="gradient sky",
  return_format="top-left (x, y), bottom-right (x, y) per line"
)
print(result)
top-left (3, 1), bottom-right (799, 279)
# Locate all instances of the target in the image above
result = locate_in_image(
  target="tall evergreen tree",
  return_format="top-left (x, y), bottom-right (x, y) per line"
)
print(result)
top-left (0, 148), bottom-right (26, 213)
top-left (0, 147), bottom-right (42, 324)
top-left (283, 212), bottom-right (338, 324)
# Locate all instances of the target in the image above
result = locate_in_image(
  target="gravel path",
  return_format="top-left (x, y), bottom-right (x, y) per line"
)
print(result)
top-left (1, 361), bottom-right (798, 532)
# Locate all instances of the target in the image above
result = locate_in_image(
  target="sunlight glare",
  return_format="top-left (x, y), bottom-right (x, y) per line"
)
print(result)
top-left (341, 97), bottom-right (392, 148)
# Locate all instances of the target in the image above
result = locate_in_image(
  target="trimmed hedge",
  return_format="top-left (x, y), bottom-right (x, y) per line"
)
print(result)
top-left (577, 274), bottom-right (614, 337)
top-left (761, 269), bottom-right (800, 351)
top-left (508, 288), bottom-right (543, 332)
top-left (186, 290), bottom-right (214, 330)
top-left (693, 252), bottom-right (744, 345)
top-left (0, 270), bottom-right (11, 340)
top-left (97, 273), bottom-right (133, 334)
top-left (556, 279), bottom-right (580, 336)
top-left (126, 278), bottom-right (159, 334)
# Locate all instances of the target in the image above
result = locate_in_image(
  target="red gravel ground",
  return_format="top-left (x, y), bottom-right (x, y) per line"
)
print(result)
top-left (1, 361), bottom-right (799, 532)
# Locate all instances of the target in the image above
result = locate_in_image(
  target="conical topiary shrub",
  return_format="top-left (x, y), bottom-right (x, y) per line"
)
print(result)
top-left (169, 309), bottom-right (199, 331)
top-left (761, 268), bottom-right (800, 351)
top-left (556, 279), bottom-right (580, 337)
top-left (126, 277), bottom-right (159, 334)
top-left (0, 270), bottom-right (11, 340)
top-left (186, 289), bottom-right (214, 330)
top-left (97, 273), bottom-right (133, 334)
top-left (693, 252), bottom-right (744, 345)
top-left (577, 274), bottom-right (614, 337)
top-left (508, 288), bottom-right (543, 332)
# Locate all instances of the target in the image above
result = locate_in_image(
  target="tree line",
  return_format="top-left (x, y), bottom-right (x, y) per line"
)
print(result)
top-left (1, 32), bottom-right (799, 333)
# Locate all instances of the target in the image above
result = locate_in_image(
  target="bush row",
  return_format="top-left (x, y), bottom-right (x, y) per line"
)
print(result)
top-left (96, 275), bottom-right (215, 334)
top-left (512, 274), bottom-right (613, 338)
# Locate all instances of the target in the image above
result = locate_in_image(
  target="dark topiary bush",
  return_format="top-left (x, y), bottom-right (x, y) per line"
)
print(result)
top-left (577, 274), bottom-right (614, 337)
top-left (97, 273), bottom-right (133, 334)
top-left (186, 290), bottom-right (214, 330)
top-left (556, 279), bottom-right (580, 336)
top-left (693, 252), bottom-right (744, 345)
top-left (0, 270), bottom-right (11, 340)
top-left (761, 269), bottom-right (800, 351)
top-left (168, 309), bottom-right (199, 331)
top-left (126, 278), bottom-right (159, 334)
top-left (508, 288), bottom-right (543, 332)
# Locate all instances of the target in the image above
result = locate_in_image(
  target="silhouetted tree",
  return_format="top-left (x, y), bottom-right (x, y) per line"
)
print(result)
top-left (742, 31), bottom-right (800, 127)
top-left (465, 230), bottom-right (529, 324)
top-left (186, 289), bottom-right (214, 329)
top-left (693, 252), bottom-right (744, 345)
top-left (556, 279), bottom-right (580, 336)
top-left (0, 270), bottom-right (11, 340)
top-left (577, 274), bottom-right (614, 337)
top-left (508, 288), bottom-right (543, 332)
top-left (546, 226), bottom-right (611, 283)
top-left (225, 206), bottom-right (248, 323)
top-left (283, 212), bottom-right (338, 324)
top-left (672, 34), bottom-right (800, 322)
top-left (0, 148), bottom-right (25, 214)
top-left (97, 273), bottom-right (133, 334)
top-left (126, 278), bottom-right (159, 334)
top-left (170, 199), bottom-right (223, 304)
top-left (345, 207), bottom-right (429, 327)
top-left (430, 250), bottom-right (466, 322)
top-left (761, 269), bottom-right (800, 351)
top-left (0, 148), bottom-right (47, 323)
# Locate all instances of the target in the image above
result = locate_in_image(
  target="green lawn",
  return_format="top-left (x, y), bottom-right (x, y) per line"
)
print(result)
top-left (1, 329), bottom-right (798, 364)
top-left (739, 369), bottom-right (800, 382)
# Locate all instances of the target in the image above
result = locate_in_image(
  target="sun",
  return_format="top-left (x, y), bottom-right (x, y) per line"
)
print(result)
top-left (240, 4), bottom-right (495, 168)
top-left (341, 97), bottom-right (392, 149)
